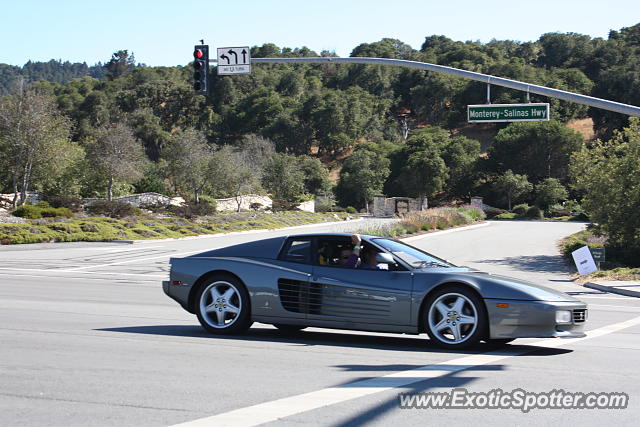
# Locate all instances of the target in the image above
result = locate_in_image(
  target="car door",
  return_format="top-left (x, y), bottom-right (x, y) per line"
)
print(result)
top-left (256, 237), bottom-right (314, 322)
top-left (309, 238), bottom-right (414, 326)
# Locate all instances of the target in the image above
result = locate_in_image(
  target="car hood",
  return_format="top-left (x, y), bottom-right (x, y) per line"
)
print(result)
top-left (417, 267), bottom-right (582, 302)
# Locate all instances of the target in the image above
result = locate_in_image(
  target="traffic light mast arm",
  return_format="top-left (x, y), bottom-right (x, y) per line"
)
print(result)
top-left (237, 56), bottom-right (640, 117)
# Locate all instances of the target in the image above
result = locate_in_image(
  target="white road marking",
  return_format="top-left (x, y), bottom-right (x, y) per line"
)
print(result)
top-left (0, 249), bottom-right (204, 273)
top-left (572, 295), bottom-right (638, 301)
top-left (171, 315), bottom-right (640, 427)
top-left (589, 303), bottom-right (640, 308)
top-left (0, 269), bottom-right (166, 279)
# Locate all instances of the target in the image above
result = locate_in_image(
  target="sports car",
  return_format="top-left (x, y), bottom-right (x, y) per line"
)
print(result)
top-left (163, 233), bottom-right (587, 349)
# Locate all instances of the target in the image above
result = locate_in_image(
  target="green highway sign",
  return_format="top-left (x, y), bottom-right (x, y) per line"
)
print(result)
top-left (467, 103), bottom-right (550, 123)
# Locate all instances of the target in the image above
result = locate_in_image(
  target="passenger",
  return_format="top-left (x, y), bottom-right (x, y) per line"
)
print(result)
top-left (343, 234), bottom-right (381, 270)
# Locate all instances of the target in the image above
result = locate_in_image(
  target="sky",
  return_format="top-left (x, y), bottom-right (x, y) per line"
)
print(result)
top-left (2, 0), bottom-right (639, 67)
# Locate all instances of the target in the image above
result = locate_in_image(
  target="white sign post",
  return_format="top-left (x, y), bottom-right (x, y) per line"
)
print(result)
top-left (217, 47), bottom-right (251, 75)
top-left (571, 245), bottom-right (598, 275)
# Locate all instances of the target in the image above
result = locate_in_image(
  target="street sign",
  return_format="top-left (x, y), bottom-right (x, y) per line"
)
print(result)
top-left (590, 247), bottom-right (606, 263)
top-left (467, 103), bottom-right (550, 123)
top-left (217, 47), bottom-right (251, 75)
top-left (571, 246), bottom-right (598, 275)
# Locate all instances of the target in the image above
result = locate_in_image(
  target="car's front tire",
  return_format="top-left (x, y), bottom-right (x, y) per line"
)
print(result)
top-left (423, 285), bottom-right (487, 350)
top-left (195, 274), bottom-right (252, 335)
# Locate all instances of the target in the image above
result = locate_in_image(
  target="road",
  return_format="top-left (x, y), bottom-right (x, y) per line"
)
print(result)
top-left (1, 219), bottom-right (639, 426)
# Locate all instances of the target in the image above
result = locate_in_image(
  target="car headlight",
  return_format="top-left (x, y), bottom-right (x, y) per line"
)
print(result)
top-left (555, 310), bottom-right (572, 324)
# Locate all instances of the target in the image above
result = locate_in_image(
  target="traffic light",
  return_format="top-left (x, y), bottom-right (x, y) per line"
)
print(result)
top-left (193, 45), bottom-right (209, 95)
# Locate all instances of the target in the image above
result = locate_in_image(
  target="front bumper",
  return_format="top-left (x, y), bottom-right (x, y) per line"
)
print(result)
top-left (485, 299), bottom-right (587, 339)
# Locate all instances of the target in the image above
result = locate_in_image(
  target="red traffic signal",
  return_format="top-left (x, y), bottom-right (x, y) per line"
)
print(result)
top-left (192, 44), bottom-right (209, 95)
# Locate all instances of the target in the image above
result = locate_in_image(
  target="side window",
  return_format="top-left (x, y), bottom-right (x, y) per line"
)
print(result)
top-left (280, 239), bottom-right (312, 264)
top-left (317, 238), bottom-right (353, 267)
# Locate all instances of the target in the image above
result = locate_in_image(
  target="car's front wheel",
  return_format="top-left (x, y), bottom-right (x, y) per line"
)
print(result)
top-left (195, 274), bottom-right (252, 334)
top-left (423, 286), bottom-right (487, 350)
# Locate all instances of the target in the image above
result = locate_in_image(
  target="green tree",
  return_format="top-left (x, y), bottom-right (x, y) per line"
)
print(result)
top-left (387, 128), bottom-right (450, 205)
top-left (163, 128), bottom-right (212, 203)
top-left (535, 178), bottom-right (568, 211)
top-left (105, 50), bottom-right (136, 80)
top-left (570, 118), bottom-right (640, 263)
top-left (488, 121), bottom-right (583, 184)
top-left (0, 89), bottom-right (77, 206)
top-left (298, 156), bottom-right (331, 195)
top-left (336, 146), bottom-right (391, 211)
top-left (493, 170), bottom-right (533, 210)
top-left (262, 153), bottom-right (305, 203)
top-left (88, 122), bottom-right (147, 201)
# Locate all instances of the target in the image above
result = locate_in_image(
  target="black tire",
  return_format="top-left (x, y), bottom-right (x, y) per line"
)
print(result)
top-left (195, 274), bottom-right (252, 335)
top-left (422, 285), bottom-right (487, 350)
top-left (273, 324), bottom-right (307, 334)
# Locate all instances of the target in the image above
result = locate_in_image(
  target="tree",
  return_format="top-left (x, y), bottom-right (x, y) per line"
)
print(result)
top-left (488, 121), bottom-right (583, 184)
top-left (570, 118), bottom-right (640, 263)
top-left (535, 178), bottom-right (568, 211)
top-left (0, 88), bottom-right (76, 206)
top-left (386, 128), bottom-right (450, 205)
top-left (212, 145), bottom-right (262, 212)
top-left (262, 153), bottom-right (305, 204)
top-left (163, 128), bottom-right (212, 203)
top-left (441, 135), bottom-right (481, 199)
top-left (298, 156), bottom-right (331, 195)
top-left (336, 146), bottom-right (390, 211)
top-left (493, 170), bottom-right (533, 210)
top-left (105, 50), bottom-right (136, 80)
top-left (89, 122), bottom-right (147, 201)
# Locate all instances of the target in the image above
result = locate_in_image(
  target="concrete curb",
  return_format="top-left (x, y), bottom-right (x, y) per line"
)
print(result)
top-left (401, 221), bottom-right (491, 243)
top-left (112, 217), bottom-right (364, 244)
top-left (584, 282), bottom-right (640, 298)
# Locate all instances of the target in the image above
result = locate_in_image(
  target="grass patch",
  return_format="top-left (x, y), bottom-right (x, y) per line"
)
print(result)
top-left (356, 206), bottom-right (485, 238)
top-left (0, 211), bottom-right (350, 245)
top-left (559, 228), bottom-right (640, 282)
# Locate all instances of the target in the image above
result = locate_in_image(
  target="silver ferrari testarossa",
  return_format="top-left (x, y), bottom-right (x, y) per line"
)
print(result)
top-left (163, 233), bottom-right (587, 349)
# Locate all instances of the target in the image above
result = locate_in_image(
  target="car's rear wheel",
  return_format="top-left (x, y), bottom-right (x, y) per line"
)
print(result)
top-left (195, 274), bottom-right (252, 335)
top-left (423, 285), bottom-right (487, 350)
top-left (273, 324), bottom-right (307, 334)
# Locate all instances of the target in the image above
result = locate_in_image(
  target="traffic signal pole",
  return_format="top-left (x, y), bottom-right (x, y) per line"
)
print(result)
top-left (240, 56), bottom-right (640, 117)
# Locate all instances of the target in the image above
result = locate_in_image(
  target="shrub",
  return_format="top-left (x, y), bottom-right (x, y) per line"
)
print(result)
top-left (484, 207), bottom-right (507, 219)
top-left (512, 204), bottom-right (530, 216)
top-left (168, 200), bottom-right (216, 218)
top-left (86, 201), bottom-right (136, 218)
top-left (12, 204), bottom-right (73, 219)
top-left (43, 196), bottom-right (83, 212)
top-left (12, 204), bottom-right (44, 219)
top-left (346, 206), bottom-right (357, 214)
top-left (525, 206), bottom-right (543, 219)
top-left (41, 207), bottom-right (73, 218)
top-left (547, 204), bottom-right (571, 217)
top-left (495, 212), bottom-right (518, 219)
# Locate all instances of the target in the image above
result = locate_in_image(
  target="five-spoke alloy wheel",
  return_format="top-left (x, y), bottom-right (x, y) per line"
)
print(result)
top-left (424, 286), bottom-right (487, 349)
top-left (195, 275), bottom-right (252, 334)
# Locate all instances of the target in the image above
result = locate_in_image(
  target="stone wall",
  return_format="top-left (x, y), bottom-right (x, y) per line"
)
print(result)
top-left (215, 195), bottom-right (273, 212)
top-left (82, 192), bottom-right (173, 208)
top-left (373, 195), bottom-right (427, 217)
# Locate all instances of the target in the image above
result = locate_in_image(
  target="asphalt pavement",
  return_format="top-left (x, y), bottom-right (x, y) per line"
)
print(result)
top-left (1, 219), bottom-right (639, 427)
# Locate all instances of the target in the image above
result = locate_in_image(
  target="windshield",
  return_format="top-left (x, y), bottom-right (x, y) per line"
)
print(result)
top-left (372, 238), bottom-right (455, 268)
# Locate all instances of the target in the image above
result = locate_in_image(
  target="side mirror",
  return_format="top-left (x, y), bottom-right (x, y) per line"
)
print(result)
top-left (375, 252), bottom-right (395, 264)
